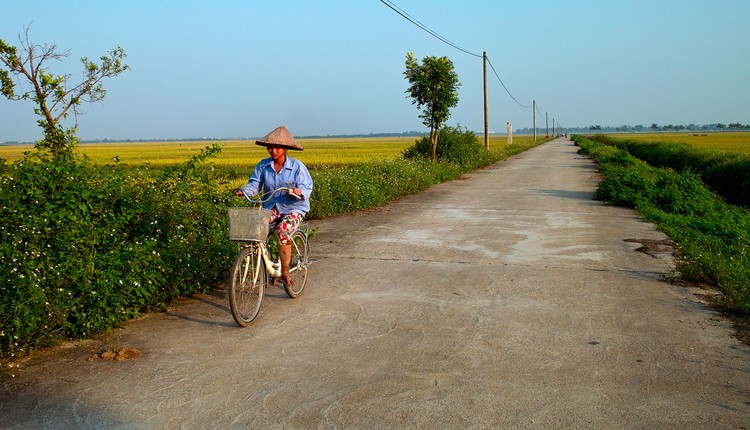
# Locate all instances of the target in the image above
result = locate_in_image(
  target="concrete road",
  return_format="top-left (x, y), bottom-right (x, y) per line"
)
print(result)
top-left (2, 138), bottom-right (748, 429)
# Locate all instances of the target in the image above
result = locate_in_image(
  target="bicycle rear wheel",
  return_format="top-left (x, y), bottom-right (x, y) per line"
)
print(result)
top-left (284, 230), bottom-right (309, 298)
top-left (229, 245), bottom-right (267, 326)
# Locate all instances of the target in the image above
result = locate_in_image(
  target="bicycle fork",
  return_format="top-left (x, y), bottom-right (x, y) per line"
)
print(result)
top-left (242, 249), bottom-right (265, 287)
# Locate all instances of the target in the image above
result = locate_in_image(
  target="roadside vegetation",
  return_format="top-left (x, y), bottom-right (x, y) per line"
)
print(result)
top-left (573, 134), bottom-right (749, 320)
top-left (0, 126), bottom-right (546, 359)
top-left (1, 148), bottom-right (234, 358)
top-left (591, 133), bottom-right (750, 207)
top-left (309, 126), bottom-right (541, 218)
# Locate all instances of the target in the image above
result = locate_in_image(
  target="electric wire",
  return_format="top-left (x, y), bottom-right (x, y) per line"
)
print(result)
top-left (379, 0), bottom-right (482, 58)
top-left (536, 103), bottom-right (545, 118)
top-left (485, 56), bottom-right (531, 109)
top-left (379, 0), bottom-right (553, 120)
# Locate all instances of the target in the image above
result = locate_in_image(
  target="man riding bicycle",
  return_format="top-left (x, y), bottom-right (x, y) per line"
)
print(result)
top-left (235, 125), bottom-right (313, 289)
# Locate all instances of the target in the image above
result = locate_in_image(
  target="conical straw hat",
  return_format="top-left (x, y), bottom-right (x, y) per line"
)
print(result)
top-left (255, 125), bottom-right (303, 150)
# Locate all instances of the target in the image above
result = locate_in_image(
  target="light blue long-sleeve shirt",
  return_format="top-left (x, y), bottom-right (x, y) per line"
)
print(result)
top-left (241, 155), bottom-right (313, 215)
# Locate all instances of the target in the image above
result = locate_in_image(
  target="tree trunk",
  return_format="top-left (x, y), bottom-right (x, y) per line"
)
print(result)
top-left (430, 127), bottom-right (438, 161)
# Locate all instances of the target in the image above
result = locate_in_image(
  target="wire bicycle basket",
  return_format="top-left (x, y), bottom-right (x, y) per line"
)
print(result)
top-left (228, 207), bottom-right (272, 242)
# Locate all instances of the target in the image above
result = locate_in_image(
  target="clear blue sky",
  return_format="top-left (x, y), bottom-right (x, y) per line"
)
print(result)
top-left (2, 0), bottom-right (749, 142)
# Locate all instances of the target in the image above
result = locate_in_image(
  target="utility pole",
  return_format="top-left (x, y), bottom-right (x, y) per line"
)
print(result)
top-left (483, 51), bottom-right (489, 149)
top-left (532, 99), bottom-right (536, 142)
top-left (545, 112), bottom-right (549, 138)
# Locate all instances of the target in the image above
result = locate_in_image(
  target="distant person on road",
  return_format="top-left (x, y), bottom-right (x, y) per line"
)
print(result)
top-left (235, 125), bottom-right (313, 288)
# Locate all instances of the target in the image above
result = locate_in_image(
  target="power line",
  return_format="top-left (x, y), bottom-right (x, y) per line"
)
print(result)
top-left (379, 0), bottom-right (543, 116)
top-left (379, 0), bottom-right (482, 58)
top-left (485, 56), bottom-right (531, 109)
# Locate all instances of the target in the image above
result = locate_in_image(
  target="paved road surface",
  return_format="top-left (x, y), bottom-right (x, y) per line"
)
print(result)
top-left (2, 138), bottom-right (748, 429)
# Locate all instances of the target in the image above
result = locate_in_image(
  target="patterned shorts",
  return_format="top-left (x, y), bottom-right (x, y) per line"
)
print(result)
top-left (268, 207), bottom-right (303, 245)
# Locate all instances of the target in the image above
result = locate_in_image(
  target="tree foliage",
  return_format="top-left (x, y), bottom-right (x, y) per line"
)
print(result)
top-left (403, 124), bottom-right (483, 164)
top-left (0, 25), bottom-right (128, 156)
top-left (403, 52), bottom-right (460, 161)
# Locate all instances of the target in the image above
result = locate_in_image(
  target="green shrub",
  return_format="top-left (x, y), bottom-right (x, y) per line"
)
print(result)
top-left (308, 158), bottom-right (463, 219)
top-left (595, 165), bottom-right (654, 208)
top-left (651, 169), bottom-right (718, 216)
top-left (590, 134), bottom-right (750, 207)
top-left (403, 125), bottom-right (485, 164)
top-left (0, 148), bottom-right (234, 358)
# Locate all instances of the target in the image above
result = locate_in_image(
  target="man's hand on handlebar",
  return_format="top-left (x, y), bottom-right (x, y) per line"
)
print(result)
top-left (289, 188), bottom-right (303, 199)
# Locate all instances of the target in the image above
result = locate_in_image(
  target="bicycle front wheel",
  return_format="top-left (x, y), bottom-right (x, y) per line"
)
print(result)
top-left (284, 230), bottom-right (309, 298)
top-left (229, 245), bottom-right (268, 327)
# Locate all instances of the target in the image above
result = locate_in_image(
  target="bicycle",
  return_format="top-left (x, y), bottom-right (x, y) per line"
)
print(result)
top-left (227, 188), bottom-right (310, 327)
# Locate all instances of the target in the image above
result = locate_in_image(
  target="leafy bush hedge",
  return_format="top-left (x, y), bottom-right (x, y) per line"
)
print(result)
top-left (308, 159), bottom-right (456, 218)
top-left (574, 135), bottom-right (749, 316)
top-left (403, 125), bottom-right (486, 164)
top-left (587, 134), bottom-right (750, 207)
top-left (0, 148), bottom-right (235, 358)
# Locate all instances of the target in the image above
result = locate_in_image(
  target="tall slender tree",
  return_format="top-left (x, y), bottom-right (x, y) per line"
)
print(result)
top-left (403, 52), bottom-right (460, 161)
top-left (1, 26), bottom-right (128, 157)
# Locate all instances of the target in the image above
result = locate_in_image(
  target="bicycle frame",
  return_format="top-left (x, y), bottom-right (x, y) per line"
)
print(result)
top-left (242, 232), bottom-right (309, 282)
top-left (233, 187), bottom-right (305, 279)
top-left (247, 241), bottom-right (282, 279)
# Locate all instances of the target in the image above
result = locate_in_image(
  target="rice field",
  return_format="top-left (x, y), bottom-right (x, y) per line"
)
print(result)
top-left (0, 137), bottom-right (412, 170)
top-left (607, 131), bottom-right (750, 154)
top-left (0, 134), bottom-right (536, 168)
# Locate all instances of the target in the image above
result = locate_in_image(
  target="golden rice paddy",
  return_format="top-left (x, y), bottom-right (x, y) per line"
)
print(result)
top-left (0, 134), bottom-right (539, 167)
top-left (607, 132), bottom-right (750, 154)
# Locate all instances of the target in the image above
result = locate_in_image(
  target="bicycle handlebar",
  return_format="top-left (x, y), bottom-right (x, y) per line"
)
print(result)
top-left (233, 187), bottom-right (303, 203)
